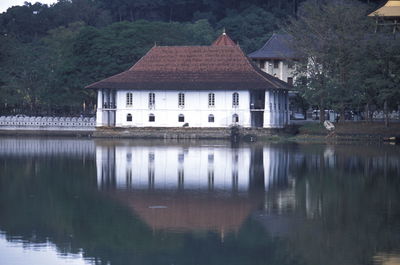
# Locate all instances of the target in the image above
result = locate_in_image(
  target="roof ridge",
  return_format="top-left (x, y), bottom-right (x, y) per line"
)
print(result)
top-left (85, 70), bottom-right (130, 89)
top-left (212, 32), bottom-right (237, 46)
top-left (248, 33), bottom-right (275, 56)
top-left (129, 45), bottom-right (157, 71)
top-left (261, 33), bottom-right (276, 50)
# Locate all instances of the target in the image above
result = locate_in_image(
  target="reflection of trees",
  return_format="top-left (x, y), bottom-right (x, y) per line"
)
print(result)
top-left (260, 144), bottom-right (400, 265)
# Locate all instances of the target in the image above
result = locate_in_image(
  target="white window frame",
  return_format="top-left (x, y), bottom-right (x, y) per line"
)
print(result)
top-left (178, 93), bottom-right (185, 108)
top-left (126, 92), bottom-right (133, 107)
top-left (232, 92), bottom-right (239, 108)
top-left (232, 114), bottom-right (239, 123)
top-left (178, 114), bottom-right (185, 122)
top-left (149, 93), bottom-right (155, 109)
top-left (208, 93), bottom-right (215, 108)
top-left (149, 113), bottom-right (155, 122)
top-left (208, 114), bottom-right (214, 123)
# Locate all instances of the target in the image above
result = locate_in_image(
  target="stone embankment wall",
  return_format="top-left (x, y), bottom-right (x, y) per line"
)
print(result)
top-left (0, 116), bottom-right (295, 140)
top-left (0, 116), bottom-right (96, 131)
top-left (92, 126), bottom-right (296, 140)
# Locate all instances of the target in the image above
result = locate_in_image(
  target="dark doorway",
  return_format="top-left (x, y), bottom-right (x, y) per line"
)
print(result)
top-left (250, 90), bottom-right (265, 110)
top-left (251, 112), bottom-right (264, 127)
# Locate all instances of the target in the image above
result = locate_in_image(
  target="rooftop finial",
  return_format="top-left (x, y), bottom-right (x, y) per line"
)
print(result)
top-left (222, 27), bottom-right (226, 35)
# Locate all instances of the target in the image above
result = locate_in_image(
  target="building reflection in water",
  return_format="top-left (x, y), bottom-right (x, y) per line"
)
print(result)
top-left (97, 144), bottom-right (253, 192)
top-left (95, 142), bottom-right (292, 233)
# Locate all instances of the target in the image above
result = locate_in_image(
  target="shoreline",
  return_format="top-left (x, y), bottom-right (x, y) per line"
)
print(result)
top-left (0, 122), bottom-right (398, 144)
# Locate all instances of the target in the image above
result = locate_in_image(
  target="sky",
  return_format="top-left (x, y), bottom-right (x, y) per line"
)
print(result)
top-left (0, 0), bottom-right (58, 13)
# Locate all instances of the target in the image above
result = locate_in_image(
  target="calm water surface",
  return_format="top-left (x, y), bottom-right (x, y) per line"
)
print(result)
top-left (0, 137), bottom-right (399, 265)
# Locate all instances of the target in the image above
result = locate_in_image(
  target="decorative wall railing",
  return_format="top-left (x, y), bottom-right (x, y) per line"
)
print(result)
top-left (0, 116), bottom-right (96, 131)
top-left (103, 103), bottom-right (117, 109)
top-left (372, 111), bottom-right (400, 120)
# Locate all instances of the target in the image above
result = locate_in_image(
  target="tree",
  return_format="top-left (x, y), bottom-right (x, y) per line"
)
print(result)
top-left (285, 0), bottom-right (375, 123)
top-left (218, 6), bottom-right (279, 53)
top-left (360, 35), bottom-right (400, 126)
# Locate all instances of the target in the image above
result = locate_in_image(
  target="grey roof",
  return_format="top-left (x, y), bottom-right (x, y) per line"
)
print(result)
top-left (248, 33), bottom-right (301, 60)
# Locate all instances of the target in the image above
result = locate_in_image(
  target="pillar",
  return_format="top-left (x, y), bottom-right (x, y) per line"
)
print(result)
top-left (263, 90), bottom-right (271, 128)
top-left (96, 89), bottom-right (103, 127)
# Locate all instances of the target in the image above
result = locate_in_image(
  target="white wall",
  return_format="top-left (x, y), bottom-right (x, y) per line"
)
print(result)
top-left (96, 89), bottom-right (290, 128)
top-left (258, 59), bottom-right (296, 84)
top-left (111, 90), bottom-right (252, 128)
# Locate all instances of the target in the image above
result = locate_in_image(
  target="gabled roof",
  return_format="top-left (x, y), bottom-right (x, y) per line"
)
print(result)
top-left (86, 33), bottom-right (289, 91)
top-left (212, 32), bottom-right (236, 46)
top-left (369, 0), bottom-right (400, 17)
top-left (248, 33), bottom-right (301, 60)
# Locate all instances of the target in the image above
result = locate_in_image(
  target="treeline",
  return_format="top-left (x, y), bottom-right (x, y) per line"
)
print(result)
top-left (287, 0), bottom-right (400, 124)
top-left (0, 20), bottom-right (217, 114)
top-left (0, 0), bottom-right (388, 115)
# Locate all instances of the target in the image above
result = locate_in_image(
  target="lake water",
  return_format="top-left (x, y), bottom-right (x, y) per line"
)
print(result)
top-left (0, 137), bottom-right (399, 265)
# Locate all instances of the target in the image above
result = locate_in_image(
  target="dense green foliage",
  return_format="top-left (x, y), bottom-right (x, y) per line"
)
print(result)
top-left (286, 0), bottom-right (400, 122)
top-left (0, 0), bottom-right (391, 115)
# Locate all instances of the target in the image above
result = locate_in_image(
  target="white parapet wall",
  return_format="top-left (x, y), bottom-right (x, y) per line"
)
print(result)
top-left (0, 116), bottom-right (96, 131)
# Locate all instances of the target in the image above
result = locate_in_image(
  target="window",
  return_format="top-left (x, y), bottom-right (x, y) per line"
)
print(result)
top-left (287, 77), bottom-right (294, 86)
top-left (149, 113), bottom-right (155, 122)
top-left (232, 114), bottom-right (239, 123)
top-left (126, 93), bottom-right (133, 107)
top-left (208, 114), bottom-right (214, 123)
top-left (178, 114), bottom-right (185, 122)
top-left (148, 93), bottom-right (155, 109)
top-left (127, 113), bottom-right (132, 122)
top-left (232, 92), bottom-right (239, 107)
top-left (274, 60), bottom-right (280, 69)
top-left (178, 93), bottom-right (185, 108)
top-left (208, 93), bottom-right (215, 108)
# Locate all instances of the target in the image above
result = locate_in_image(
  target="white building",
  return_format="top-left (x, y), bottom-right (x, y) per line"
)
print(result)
top-left (248, 33), bottom-right (301, 85)
top-left (87, 33), bottom-right (290, 128)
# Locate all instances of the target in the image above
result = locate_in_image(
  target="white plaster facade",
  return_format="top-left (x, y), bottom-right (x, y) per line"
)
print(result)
top-left (96, 89), bottom-right (290, 128)
top-left (254, 59), bottom-right (296, 84)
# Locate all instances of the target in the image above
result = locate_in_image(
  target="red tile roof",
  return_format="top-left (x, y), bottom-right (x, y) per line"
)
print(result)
top-left (86, 34), bottom-right (289, 90)
top-left (212, 32), bottom-right (237, 46)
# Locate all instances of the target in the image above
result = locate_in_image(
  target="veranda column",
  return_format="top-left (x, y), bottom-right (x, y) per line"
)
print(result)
top-left (263, 90), bottom-right (271, 128)
top-left (96, 89), bottom-right (103, 127)
top-left (280, 91), bottom-right (284, 127)
top-left (279, 61), bottom-right (284, 80)
top-left (285, 91), bottom-right (290, 125)
top-left (271, 91), bottom-right (277, 127)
